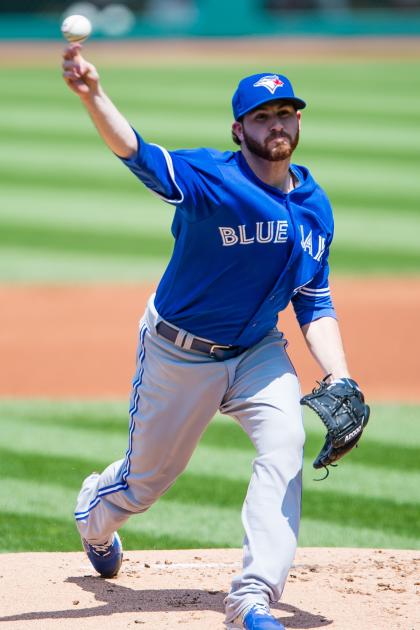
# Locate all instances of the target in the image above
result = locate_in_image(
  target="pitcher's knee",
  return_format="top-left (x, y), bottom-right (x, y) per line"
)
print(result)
top-left (122, 474), bottom-right (175, 514)
top-left (260, 422), bottom-right (305, 460)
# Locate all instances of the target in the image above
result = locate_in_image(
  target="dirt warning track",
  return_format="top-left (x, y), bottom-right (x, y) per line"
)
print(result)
top-left (0, 277), bottom-right (419, 401)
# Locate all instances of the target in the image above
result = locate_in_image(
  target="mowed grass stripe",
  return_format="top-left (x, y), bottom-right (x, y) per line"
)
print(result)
top-left (0, 248), bottom-right (167, 283)
top-left (329, 247), bottom-right (420, 273)
top-left (0, 416), bottom-right (128, 462)
top-left (2, 511), bottom-right (416, 553)
top-left (0, 220), bottom-right (173, 259)
top-left (0, 187), bottom-right (173, 233)
top-left (0, 449), bottom-right (106, 489)
top-left (0, 163), bottom-right (148, 196)
top-left (188, 446), bottom-right (420, 505)
top-left (0, 512), bottom-right (208, 552)
top-left (298, 518), bottom-right (418, 550)
top-left (326, 189), bottom-right (419, 215)
top-left (333, 212), bottom-right (420, 250)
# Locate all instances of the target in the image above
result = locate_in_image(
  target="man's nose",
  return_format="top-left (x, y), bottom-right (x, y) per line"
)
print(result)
top-left (269, 118), bottom-right (283, 132)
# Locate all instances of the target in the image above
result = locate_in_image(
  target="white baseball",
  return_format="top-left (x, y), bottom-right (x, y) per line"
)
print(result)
top-left (61, 14), bottom-right (92, 43)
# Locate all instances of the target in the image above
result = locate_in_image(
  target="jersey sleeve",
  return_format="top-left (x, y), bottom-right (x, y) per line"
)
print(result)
top-left (291, 261), bottom-right (336, 327)
top-left (119, 128), bottom-right (224, 220)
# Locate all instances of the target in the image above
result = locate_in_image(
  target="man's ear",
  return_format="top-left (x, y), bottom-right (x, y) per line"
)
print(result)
top-left (232, 120), bottom-right (243, 142)
top-left (297, 110), bottom-right (302, 132)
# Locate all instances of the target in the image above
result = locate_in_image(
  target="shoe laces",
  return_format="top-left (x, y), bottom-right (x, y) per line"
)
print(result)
top-left (90, 541), bottom-right (112, 555)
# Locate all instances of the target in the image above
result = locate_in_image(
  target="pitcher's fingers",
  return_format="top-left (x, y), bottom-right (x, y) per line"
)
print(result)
top-left (62, 60), bottom-right (81, 73)
top-left (63, 70), bottom-right (81, 80)
top-left (63, 43), bottom-right (82, 60)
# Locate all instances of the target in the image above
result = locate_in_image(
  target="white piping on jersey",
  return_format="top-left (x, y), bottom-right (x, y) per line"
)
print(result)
top-left (299, 287), bottom-right (330, 296)
top-left (148, 143), bottom-right (185, 205)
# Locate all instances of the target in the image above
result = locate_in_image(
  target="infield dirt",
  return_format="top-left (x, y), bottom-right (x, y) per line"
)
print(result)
top-left (2, 37), bottom-right (420, 67)
top-left (0, 277), bottom-right (419, 401)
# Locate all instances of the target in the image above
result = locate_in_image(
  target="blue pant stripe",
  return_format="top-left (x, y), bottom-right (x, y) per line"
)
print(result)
top-left (122, 324), bottom-right (147, 481)
top-left (74, 324), bottom-right (148, 520)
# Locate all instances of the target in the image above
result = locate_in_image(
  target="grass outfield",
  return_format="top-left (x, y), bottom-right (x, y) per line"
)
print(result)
top-left (0, 59), bottom-right (420, 282)
top-left (0, 400), bottom-right (418, 552)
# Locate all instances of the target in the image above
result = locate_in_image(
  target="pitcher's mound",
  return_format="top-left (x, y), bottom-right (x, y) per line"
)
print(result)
top-left (0, 548), bottom-right (417, 629)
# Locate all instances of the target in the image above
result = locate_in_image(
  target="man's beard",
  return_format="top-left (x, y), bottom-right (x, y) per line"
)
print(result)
top-left (242, 126), bottom-right (299, 162)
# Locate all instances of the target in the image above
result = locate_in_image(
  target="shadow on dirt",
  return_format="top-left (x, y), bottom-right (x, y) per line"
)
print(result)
top-left (0, 575), bottom-right (332, 628)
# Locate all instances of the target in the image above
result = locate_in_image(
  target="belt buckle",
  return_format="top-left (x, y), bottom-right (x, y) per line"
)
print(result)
top-left (209, 343), bottom-right (232, 360)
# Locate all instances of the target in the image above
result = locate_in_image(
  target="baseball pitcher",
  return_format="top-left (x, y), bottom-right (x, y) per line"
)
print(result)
top-left (62, 45), bottom-right (369, 630)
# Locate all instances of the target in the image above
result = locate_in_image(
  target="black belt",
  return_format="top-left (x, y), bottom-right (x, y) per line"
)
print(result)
top-left (156, 321), bottom-right (245, 361)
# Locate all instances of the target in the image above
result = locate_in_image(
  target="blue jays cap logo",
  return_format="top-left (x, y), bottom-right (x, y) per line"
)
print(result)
top-left (253, 75), bottom-right (284, 95)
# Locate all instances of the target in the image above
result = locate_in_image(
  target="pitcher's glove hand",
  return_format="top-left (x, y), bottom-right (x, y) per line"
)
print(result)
top-left (301, 376), bottom-right (370, 475)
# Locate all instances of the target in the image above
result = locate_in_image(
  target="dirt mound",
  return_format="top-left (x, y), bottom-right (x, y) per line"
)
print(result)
top-left (0, 548), bottom-right (417, 629)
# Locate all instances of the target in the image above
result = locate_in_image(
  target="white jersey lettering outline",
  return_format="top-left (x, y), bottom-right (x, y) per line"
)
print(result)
top-left (274, 220), bottom-right (288, 243)
top-left (299, 225), bottom-right (313, 257)
top-left (256, 221), bottom-right (274, 243)
top-left (219, 227), bottom-right (239, 246)
top-left (314, 235), bottom-right (326, 261)
top-left (239, 224), bottom-right (255, 244)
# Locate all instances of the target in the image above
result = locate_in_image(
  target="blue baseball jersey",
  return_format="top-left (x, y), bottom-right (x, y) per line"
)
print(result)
top-left (120, 129), bottom-right (336, 347)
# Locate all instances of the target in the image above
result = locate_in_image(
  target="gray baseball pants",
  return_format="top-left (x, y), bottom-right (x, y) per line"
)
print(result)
top-left (75, 295), bottom-right (305, 623)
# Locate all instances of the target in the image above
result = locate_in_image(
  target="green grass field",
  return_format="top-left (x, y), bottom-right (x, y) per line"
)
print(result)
top-left (0, 400), bottom-right (418, 552)
top-left (0, 59), bottom-right (419, 282)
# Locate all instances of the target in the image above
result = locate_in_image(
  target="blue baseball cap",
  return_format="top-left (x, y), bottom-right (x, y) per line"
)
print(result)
top-left (232, 73), bottom-right (306, 120)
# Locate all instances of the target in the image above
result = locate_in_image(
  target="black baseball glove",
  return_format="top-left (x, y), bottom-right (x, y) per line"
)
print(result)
top-left (301, 376), bottom-right (370, 476)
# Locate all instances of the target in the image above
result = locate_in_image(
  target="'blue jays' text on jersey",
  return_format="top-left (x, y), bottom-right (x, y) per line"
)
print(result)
top-left (120, 129), bottom-right (336, 347)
